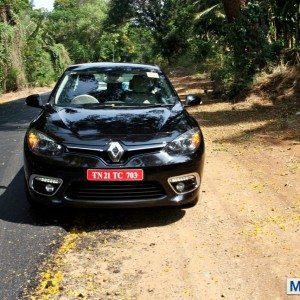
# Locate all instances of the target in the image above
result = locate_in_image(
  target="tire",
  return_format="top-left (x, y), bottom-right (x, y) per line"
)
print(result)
top-left (181, 197), bottom-right (198, 208)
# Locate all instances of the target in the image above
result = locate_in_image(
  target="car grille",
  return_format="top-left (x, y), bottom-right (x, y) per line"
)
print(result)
top-left (65, 181), bottom-right (166, 201)
top-left (67, 147), bottom-right (163, 164)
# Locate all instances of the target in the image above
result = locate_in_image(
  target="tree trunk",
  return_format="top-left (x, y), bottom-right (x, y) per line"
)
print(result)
top-left (0, 4), bottom-right (16, 25)
top-left (296, 2), bottom-right (300, 46)
top-left (221, 0), bottom-right (242, 23)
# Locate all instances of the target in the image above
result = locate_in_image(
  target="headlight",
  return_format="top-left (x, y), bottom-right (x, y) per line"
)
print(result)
top-left (165, 128), bottom-right (201, 154)
top-left (27, 129), bottom-right (64, 156)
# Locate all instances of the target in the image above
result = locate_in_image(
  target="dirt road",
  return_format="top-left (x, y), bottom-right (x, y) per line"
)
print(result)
top-left (27, 74), bottom-right (299, 299)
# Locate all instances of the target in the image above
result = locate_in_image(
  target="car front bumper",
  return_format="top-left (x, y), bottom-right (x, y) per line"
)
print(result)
top-left (24, 145), bottom-right (205, 208)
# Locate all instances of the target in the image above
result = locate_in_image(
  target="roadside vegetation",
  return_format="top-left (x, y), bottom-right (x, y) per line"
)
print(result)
top-left (0, 0), bottom-right (299, 99)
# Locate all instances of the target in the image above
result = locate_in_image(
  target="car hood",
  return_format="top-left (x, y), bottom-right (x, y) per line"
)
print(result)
top-left (36, 102), bottom-right (193, 146)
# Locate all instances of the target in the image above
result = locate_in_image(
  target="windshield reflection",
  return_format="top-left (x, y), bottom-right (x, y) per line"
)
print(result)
top-left (55, 69), bottom-right (177, 108)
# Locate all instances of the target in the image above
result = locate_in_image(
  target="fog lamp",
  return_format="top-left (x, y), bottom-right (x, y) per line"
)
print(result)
top-left (29, 175), bottom-right (63, 196)
top-left (176, 182), bottom-right (185, 193)
top-left (45, 184), bottom-right (55, 193)
top-left (168, 173), bottom-right (200, 194)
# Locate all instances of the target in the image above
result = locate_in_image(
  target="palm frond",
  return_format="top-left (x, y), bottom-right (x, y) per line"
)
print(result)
top-left (194, 3), bottom-right (221, 20)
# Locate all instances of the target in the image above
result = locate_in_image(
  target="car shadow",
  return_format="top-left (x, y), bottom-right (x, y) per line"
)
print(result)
top-left (0, 168), bottom-right (186, 232)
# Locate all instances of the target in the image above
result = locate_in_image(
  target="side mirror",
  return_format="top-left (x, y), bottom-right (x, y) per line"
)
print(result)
top-left (25, 94), bottom-right (44, 108)
top-left (185, 94), bottom-right (202, 107)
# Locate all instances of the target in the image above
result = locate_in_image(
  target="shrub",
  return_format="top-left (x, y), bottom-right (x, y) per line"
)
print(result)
top-left (0, 23), bottom-right (14, 93)
top-left (48, 43), bottom-right (71, 76)
top-left (24, 39), bottom-right (56, 86)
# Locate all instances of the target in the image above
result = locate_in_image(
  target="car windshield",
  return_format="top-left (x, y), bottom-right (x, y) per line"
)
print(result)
top-left (54, 69), bottom-right (177, 108)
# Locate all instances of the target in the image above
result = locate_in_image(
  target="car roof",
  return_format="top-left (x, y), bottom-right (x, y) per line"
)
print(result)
top-left (67, 62), bottom-right (161, 72)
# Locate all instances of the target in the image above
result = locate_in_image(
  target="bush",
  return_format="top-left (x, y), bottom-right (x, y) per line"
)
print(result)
top-left (24, 39), bottom-right (56, 86)
top-left (6, 68), bottom-right (20, 91)
top-left (48, 43), bottom-right (71, 75)
top-left (0, 23), bottom-right (14, 93)
top-left (0, 6), bottom-right (71, 94)
top-left (210, 1), bottom-right (286, 99)
top-left (265, 41), bottom-right (284, 63)
top-left (188, 39), bottom-right (213, 60)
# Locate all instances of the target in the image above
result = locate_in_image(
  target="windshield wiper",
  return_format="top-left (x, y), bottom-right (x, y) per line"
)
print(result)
top-left (79, 103), bottom-right (116, 108)
top-left (142, 104), bottom-right (174, 108)
top-left (69, 103), bottom-right (175, 109)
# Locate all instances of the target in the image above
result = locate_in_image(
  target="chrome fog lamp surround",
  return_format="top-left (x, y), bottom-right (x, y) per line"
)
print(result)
top-left (168, 173), bottom-right (200, 194)
top-left (29, 174), bottom-right (63, 196)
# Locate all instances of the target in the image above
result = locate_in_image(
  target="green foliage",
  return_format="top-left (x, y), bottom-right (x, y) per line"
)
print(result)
top-left (49, 0), bottom-right (107, 62)
top-left (0, 0), bottom-right (298, 98)
top-left (189, 39), bottom-right (214, 60)
top-left (227, 2), bottom-right (270, 73)
top-left (269, 0), bottom-right (300, 47)
top-left (211, 36), bottom-right (286, 98)
top-left (6, 68), bottom-right (20, 91)
top-left (210, 0), bottom-right (293, 97)
top-left (0, 22), bottom-right (14, 92)
top-left (105, 0), bottom-right (195, 62)
top-left (48, 43), bottom-right (71, 75)
top-left (0, 3), bottom-right (71, 94)
top-left (25, 38), bottom-right (55, 86)
top-left (0, 0), bottom-right (31, 13)
top-left (106, 0), bottom-right (132, 26)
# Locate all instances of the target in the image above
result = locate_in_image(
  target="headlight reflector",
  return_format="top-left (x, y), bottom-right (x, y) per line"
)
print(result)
top-left (27, 130), bottom-right (64, 156)
top-left (165, 128), bottom-right (201, 154)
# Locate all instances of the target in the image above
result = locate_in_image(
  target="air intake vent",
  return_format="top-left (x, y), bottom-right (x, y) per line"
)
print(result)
top-left (66, 181), bottom-right (166, 201)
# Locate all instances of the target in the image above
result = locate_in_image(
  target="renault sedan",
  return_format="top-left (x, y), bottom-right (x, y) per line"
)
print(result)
top-left (24, 63), bottom-right (205, 208)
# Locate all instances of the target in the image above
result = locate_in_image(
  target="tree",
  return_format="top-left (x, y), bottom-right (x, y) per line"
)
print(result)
top-left (222, 0), bottom-right (242, 23)
top-left (0, 1), bottom-right (70, 94)
top-left (106, 0), bottom-right (133, 26)
top-left (49, 0), bottom-right (107, 62)
top-left (106, 0), bottom-right (194, 61)
top-left (270, 0), bottom-right (300, 47)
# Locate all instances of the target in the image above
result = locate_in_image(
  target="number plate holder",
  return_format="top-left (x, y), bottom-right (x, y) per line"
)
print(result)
top-left (86, 169), bottom-right (144, 181)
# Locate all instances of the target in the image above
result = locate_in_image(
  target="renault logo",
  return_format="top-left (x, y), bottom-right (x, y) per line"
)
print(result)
top-left (107, 142), bottom-right (124, 162)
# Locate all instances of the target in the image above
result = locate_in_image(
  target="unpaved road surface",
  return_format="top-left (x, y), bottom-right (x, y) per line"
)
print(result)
top-left (26, 74), bottom-right (300, 299)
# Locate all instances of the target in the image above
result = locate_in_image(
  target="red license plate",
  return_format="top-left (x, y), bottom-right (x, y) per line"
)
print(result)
top-left (87, 169), bottom-right (144, 181)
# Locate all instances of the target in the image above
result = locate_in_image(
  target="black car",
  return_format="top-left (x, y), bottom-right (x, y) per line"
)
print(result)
top-left (24, 63), bottom-right (205, 208)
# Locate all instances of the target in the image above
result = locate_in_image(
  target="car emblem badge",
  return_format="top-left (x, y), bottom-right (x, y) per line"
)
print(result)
top-left (107, 142), bottom-right (124, 162)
